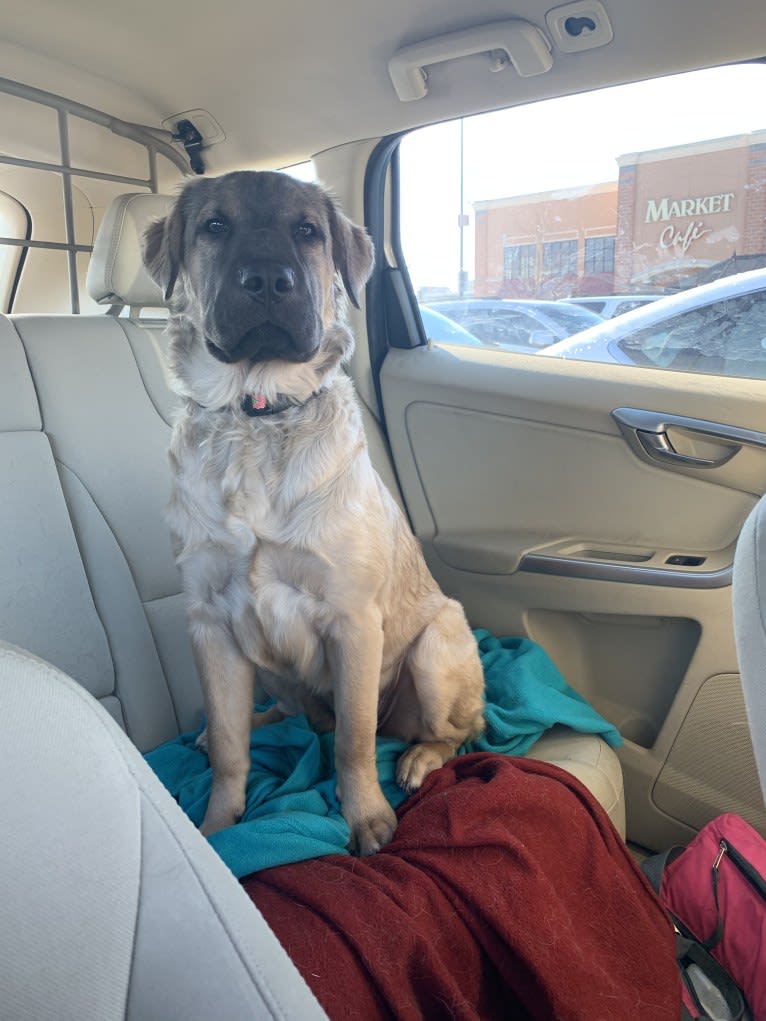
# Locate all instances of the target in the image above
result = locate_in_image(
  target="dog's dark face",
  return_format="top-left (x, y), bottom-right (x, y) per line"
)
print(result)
top-left (143, 171), bottom-right (373, 366)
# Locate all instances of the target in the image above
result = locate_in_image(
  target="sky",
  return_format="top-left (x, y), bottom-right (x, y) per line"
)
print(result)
top-left (397, 64), bottom-right (766, 295)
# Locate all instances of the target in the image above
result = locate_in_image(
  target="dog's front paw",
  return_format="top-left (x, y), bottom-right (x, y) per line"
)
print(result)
top-left (200, 781), bottom-right (246, 836)
top-left (347, 800), bottom-right (398, 856)
top-left (200, 803), bottom-right (241, 837)
top-left (396, 741), bottom-right (454, 794)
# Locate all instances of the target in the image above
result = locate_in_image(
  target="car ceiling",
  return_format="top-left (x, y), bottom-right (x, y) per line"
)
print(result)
top-left (2, 0), bottom-right (766, 173)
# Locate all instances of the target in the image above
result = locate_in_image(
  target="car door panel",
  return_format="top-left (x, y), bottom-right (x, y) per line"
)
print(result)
top-left (406, 403), bottom-right (753, 564)
top-left (379, 343), bottom-right (766, 848)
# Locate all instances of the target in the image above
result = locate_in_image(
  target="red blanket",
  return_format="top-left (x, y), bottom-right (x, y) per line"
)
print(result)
top-left (244, 754), bottom-right (680, 1021)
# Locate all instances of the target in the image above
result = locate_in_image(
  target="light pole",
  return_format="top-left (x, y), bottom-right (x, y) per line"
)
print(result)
top-left (458, 118), bottom-right (468, 297)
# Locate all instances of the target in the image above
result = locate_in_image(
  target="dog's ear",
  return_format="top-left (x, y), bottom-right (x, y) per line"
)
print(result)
top-left (142, 197), bottom-right (187, 302)
top-left (325, 197), bottom-right (375, 309)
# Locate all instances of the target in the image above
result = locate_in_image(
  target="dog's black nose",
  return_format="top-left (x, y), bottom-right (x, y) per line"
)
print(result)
top-left (238, 263), bottom-right (295, 298)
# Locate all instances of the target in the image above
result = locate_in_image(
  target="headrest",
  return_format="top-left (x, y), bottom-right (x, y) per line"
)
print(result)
top-left (86, 192), bottom-right (175, 308)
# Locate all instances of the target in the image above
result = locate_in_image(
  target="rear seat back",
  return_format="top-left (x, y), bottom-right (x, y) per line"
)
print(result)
top-left (0, 317), bottom-right (122, 716)
top-left (2, 193), bottom-right (202, 751)
top-left (10, 314), bottom-right (197, 749)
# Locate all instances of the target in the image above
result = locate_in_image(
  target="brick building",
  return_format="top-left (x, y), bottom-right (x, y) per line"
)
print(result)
top-left (473, 130), bottom-right (766, 299)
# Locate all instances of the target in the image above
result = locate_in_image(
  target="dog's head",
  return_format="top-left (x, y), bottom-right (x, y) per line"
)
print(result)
top-left (142, 171), bottom-right (374, 404)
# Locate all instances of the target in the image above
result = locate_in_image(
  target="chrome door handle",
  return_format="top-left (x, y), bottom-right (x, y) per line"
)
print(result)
top-left (613, 407), bottom-right (766, 472)
top-left (636, 428), bottom-right (730, 468)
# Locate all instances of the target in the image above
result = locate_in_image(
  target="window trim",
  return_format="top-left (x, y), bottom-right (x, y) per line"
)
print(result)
top-left (363, 131), bottom-right (419, 420)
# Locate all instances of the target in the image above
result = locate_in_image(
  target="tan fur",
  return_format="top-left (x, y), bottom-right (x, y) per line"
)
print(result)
top-left (143, 171), bottom-right (485, 854)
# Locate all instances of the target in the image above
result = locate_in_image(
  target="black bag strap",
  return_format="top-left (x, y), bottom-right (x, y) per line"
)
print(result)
top-left (642, 845), bottom-right (684, 896)
top-left (675, 931), bottom-right (747, 1020)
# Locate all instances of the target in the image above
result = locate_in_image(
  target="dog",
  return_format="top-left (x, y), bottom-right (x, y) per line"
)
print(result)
top-left (143, 170), bottom-right (485, 855)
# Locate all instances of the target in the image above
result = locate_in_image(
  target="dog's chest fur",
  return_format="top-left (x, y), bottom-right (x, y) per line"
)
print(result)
top-left (168, 384), bottom-right (377, 689)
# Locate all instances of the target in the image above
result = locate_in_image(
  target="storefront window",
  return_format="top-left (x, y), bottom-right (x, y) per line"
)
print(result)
top-left (503, 243), bottom-right (536, 280)
top-left (543, 239), bottom-right (578, 277)
top-left (585, 236), bottom-right (615, 275)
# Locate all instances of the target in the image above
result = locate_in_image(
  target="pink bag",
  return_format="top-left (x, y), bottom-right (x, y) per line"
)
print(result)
top-left (644, 813), bottom-right (766, 1020)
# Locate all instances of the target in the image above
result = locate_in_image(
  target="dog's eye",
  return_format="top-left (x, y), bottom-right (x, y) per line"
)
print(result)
top-left (204, 218), bottom-right (229, 235)
top-left (294, 221), bottom-right (318, 241)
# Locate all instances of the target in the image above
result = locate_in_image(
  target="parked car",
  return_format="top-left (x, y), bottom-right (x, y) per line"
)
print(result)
top-left (561, 295), bottom-right (663, 318)
top-left (540, 269), bottom-right (766, 377)
top-left (425, 298), bottom-right (602, 352)
top-left (418, 305), bottom-right (483, 346)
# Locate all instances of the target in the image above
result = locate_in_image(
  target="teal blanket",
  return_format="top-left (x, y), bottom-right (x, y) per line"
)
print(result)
top-left (146, 630), bottom-right (621, 878)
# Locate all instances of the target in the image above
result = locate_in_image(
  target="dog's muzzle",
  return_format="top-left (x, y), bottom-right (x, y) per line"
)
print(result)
top-left (206, 322), bottom-right (319, 364)
top-left (205, 257), bottom-right (321, 364)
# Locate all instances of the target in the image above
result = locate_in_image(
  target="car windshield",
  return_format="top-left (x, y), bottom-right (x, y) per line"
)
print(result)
top-left (542, 304), bottom-right (602, 332)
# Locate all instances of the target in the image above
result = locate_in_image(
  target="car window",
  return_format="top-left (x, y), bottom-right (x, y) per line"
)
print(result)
top-left (281, 161), bottom-right (316, 182)
top-left (398, 63), bottom-right (766, 378)
top-left (0, 190), bottom-right (30, 313)
top-left (617, 289), bottom-right (766, 376)
top-left (495, 310), bottom-right (549, 347)
top-left (570, 299), bottom-right (607, 315)
top-left (542, 303), bottom-right (602, 335)
top-left (419, 306), bottom-right (482, 346)
top-left (465, 308), bottom-right (542, 346)
top-left (613, 299), bottom-right (652, 316)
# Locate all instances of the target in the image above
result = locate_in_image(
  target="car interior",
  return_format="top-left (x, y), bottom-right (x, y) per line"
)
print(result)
top-left (2, 0), bottom-right (766, 1017)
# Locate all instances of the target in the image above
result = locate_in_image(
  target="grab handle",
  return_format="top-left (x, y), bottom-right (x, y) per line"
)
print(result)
top-left (388, 19), bottom-right (552, 102)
